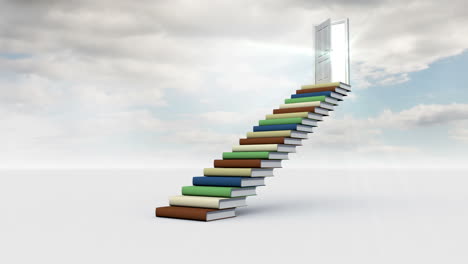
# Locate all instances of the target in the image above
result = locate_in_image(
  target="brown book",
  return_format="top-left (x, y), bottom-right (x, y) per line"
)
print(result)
top-left (273, 106), bottom-right (319, 114)
top-left (240, 137), bottom-right (287, 145)
top-left (296, 86), bottom-right (338, 94)
top-left (156, 206), bottom-right (236, 221)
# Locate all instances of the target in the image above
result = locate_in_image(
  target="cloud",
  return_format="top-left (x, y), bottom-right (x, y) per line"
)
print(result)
top-left (1, 0), bottom-right (467, 92)
top-left (1, 1), bottom-right (468, 168)
top-left (449, 121), bottom-right (468, 143)
top-left (374, 103), bottom-right (468, 128)
top-left (301, 103), bottom-right (468, 154)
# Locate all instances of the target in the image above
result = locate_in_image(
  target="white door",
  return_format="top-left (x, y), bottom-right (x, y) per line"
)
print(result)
top-left (315, 19), bottom-right (331, 84)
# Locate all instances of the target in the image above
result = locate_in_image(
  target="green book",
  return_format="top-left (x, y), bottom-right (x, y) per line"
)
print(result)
top-left (182, 186), bottom-right (256, 197)
top-left (223, 152), bottom-right (270, 159)
top-left (223, 151), bottom-right (289, 160)
top-left (259, 117), bottom-right (304, 126)
top-left (284, 95), bottom-right (326, 104)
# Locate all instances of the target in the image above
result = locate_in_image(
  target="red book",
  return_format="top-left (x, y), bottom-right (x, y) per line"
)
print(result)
top-left (273, 106), bottom-right (319, 114)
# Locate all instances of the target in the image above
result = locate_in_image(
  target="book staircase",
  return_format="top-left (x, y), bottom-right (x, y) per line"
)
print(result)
top-left (156, 82), bottom-right (351, 221)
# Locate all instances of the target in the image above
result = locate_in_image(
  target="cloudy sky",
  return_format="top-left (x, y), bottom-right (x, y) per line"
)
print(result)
top-left (1, 0), bottom-right (467, 169)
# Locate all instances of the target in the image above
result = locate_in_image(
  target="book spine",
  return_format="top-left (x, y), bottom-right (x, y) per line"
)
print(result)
top-left (192, 177), bottom-right (243, 187)
top-left (232, 144), bottom-right (278, 152)
top-left (291, 91), bottom-right (331, 98)
top-left (265, 112), bottom-right (309, 120)
top-left (239, 137), bottom-right (286, 145)
top-left (204, 168), bottom-right (253, 176)
top-left (246, 131), bottom-right (292, 138)
top-left (223, 151), bottom-right (270, 159)
top-left (214, 159), bottom-right (263, 168)
top-left (182, 186), bottom-right (233, 197)
top-left (253, 124), bottom-right (297, 132)
top-left (273, 107), bottom-right (318, 114)
top-left (284, 96), bottom-right (326, 104)
top-left (259, 117), bottom-right (303, 125)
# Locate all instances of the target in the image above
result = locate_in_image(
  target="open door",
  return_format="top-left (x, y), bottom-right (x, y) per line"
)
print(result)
top-left (314, 19), bottom-right (331, 84)
top-left (315, 18), bottom-right (350, 85)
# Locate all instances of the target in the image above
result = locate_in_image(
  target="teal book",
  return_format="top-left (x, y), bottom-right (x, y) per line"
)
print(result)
top-left (182, 186), bottom-right (256, 197)
top-left (259, 117), bottom-right (304, 126)
top-left (285, 95), bottom-right (326, 104)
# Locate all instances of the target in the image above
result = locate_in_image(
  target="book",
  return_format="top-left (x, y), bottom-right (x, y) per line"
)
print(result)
top-left (279, 101), bottom-right (334, 110)
top-left (239, 137), bottom-right (302, 145)
top-left (273, 106), bottom-right (330, 115)
top-left (214, 159), bottom-right (282, 168)
top-left (156, 206), bottom-right (236, 221)
top-left (193, 176), bottom-right (265, 187)
top-left (285, 95), bottom-right (338, 105)
top-left (301, 82), bottom-right (351, 91)
top-left (265, 112), bottom-right (325, 121)
top-left (232, 144), bottom-right (296, 153)
top-left (247, 130), bottom-right (308, 139)
top-left (253, 124), bottom-right (313, 133)
top-left (259, 117), bottom-right (317, 127)
top-left (169, 195), bottom-right (247, 209)
top-left (297, 86), bottom-right (349, 95)
top-left (291, 91), bottom-right (343, 101)
top-left (182, 186), bottom-right (256, 197)
top-left (204, 168), bottom-right (274, 177)
top-left (223, 151), bottom-right (289, 160)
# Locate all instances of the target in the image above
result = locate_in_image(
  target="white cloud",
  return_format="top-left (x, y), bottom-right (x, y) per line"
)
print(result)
top-left (449, 121), bottom-right (468, 143)
top-left (374, 104), bottom-right (468, 128)
top-left (1, 1), bottom-right (468, 168)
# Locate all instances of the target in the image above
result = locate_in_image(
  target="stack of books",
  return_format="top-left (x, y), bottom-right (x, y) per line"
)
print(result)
top-left (156, 82), bottom-right (351, 221)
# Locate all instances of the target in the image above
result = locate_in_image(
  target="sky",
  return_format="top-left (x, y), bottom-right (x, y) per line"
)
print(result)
top-left (1, 0), bottom-right (467, 169)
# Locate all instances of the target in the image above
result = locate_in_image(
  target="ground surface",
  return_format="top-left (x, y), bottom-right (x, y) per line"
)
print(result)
top-left (1, 168), bottom-right (467, 263)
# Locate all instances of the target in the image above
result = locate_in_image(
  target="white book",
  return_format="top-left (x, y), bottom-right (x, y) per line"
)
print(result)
top-left (169, 196), bottom-right (247, 209)
top-left (265, 112), bottom-right (325, 121)
top-left (301, 82), bottom-right (351, 91)
top-left (279, 101), bottom-right (334, 110)
top-left (246, 130), bottom-right (308, 139)
top-left (204, 168), bottom-right (275, 177)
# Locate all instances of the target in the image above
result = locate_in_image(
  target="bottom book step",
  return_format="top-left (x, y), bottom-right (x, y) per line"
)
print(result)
top-left (169, 195), bottom-right (247, 209)
top-left (156, 206), bottom-right (236, 221)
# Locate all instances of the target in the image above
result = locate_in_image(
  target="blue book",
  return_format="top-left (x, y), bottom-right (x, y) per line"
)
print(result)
top-left (291, 91), bottom-right (343, 101)
top-left (291, 91), bottom-right (332, 98)
top-left (253, 124), bottom-right (299, 132)
top-left (192, 176), bottom-right (265, 187)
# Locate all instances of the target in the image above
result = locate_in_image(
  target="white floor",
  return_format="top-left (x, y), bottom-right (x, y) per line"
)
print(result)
top-left (1, 168), bottom-right (467, 264)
